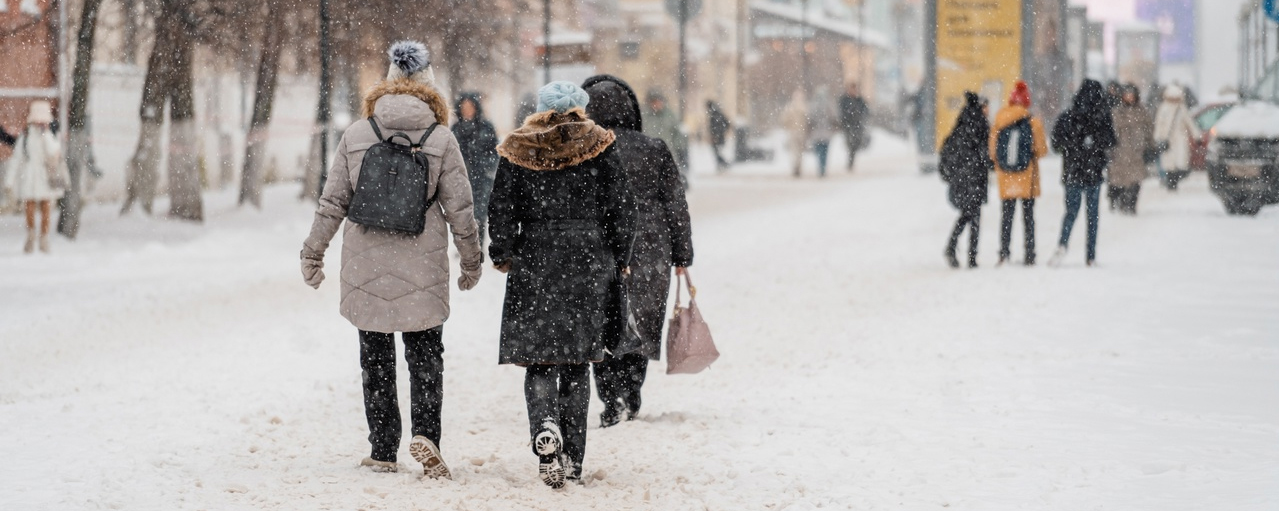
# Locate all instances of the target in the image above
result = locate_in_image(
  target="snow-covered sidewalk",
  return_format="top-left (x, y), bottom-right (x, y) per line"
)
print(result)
top-left (1, 149), bottom-right (1277, 510)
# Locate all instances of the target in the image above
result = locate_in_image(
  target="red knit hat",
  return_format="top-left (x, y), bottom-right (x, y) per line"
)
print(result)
top-left (1009, 81), bottom-right (1032, 107)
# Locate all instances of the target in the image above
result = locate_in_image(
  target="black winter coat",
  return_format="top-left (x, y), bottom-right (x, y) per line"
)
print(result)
top-left (489, 142), bottom-right (635, 365)
top-left (585, 74), bottom-right (694, 360)
top-left (706, 101), bottom-right (731, 146)
top-left (1052, 80), bottom-right (1118, 188)
top-left (452, 94), bottom-right (499, 218)
top-left (939, 92), bottom-right (992, 211)
top-left (839, 93), bottom-right (870, 146)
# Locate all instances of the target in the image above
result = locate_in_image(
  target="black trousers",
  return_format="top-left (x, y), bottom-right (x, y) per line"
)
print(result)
top-left (946, 207), bottom-right (981, 262)
top-left (359, 328), bottom-right (444, 462)
top-left (1108, 184), bottom-right (1140, 214)
top-left (593, 353), bottom-right (649, 415)
top-left (525, 363), bottom-right (590, 467)
top-left (999, 199), bottom-right (1036, 261)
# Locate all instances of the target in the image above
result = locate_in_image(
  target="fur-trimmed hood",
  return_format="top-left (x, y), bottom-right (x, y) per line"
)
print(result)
top-left (497, 108), bottom-right (615, 171)
top-left (362, 78), bottom-right (450, 127)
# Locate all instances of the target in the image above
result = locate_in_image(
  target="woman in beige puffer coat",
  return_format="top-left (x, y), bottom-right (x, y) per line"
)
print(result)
top-left (299, 41), bottom-right (481, 480)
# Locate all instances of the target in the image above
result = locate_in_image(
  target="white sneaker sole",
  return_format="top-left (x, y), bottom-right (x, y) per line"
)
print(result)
top-left (409, 436), bottom-right (452, 480)
top-left (534, 424), bottom-right (565, 489)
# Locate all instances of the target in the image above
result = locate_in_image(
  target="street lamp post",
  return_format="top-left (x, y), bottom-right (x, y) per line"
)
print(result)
top-left (316, 0), bottom-right (332, 198)
top-left (679, 0), bottom-right (688, 121)
top-left (543, 0), bottom-right (551, 84)
top-left (801, 0), bottom-right (810, 96)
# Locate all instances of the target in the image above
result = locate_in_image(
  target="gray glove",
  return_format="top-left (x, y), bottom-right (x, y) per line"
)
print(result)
top-left (302, 257), bottom-right (325, 289)
top-left (458, 262), bottom-right (481, 291)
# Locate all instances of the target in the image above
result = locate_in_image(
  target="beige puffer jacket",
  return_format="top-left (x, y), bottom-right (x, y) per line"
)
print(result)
top-left (302, 79), bottom-right (482, 333)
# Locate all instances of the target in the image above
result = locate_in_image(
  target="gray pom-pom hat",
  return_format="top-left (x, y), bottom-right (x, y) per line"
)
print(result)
top-left (386, 40), bottom-right (436, 86)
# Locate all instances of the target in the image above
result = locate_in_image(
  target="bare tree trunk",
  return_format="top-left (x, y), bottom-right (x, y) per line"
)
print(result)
top-left (302, 0), bottom-right (334, 201)
top-left (59, 0), bottom-right (104, 238)
top-left (239, 0), bottom-right (285, 208)
top-left (122, 0), bottom-right (138, 65)
top-left (121, 4), bottom-right (175, 216)
top-left (167, 22), bottom-right (203, 221)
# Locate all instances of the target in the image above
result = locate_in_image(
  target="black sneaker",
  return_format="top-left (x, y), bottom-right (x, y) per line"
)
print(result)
top-left (533, 423), bottom-right (565, 489)
top-left (562, 453), bottom-right (582, 484)
top-left (599, 398), bottom-right (625, 429)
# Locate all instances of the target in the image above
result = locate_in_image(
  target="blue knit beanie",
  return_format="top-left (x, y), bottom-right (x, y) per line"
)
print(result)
top-left (537, 81), bottom-right (590, 113)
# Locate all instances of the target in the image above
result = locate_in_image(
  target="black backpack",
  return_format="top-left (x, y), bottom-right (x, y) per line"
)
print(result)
top-left (347, 118), bottom-right (440, 235)
top-left (995, 117), bottom-right (1035, 172)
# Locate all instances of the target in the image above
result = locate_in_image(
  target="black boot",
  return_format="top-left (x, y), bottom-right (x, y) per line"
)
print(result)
top-left (945, 249), bottom-right (960, 269)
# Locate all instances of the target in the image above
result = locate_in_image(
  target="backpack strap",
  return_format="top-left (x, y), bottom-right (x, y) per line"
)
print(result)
top-left (414, 123), bottom-right (440, 149)
top-left (368, 117), bottom-right (385, 141)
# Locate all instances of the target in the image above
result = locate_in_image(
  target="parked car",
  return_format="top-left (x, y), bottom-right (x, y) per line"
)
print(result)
top-left (1206, 65), bottom-right (1279, 216)
top-left (1190, 102), bottom-right (1234, 171)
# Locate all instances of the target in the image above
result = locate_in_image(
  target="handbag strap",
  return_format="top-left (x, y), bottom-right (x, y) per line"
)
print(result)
top-left (673, 270), bottom-right (697, 313)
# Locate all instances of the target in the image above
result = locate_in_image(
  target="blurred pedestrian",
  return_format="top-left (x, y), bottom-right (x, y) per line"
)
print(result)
top-left (0, 124), bottom-right (16, 147)
top-left (1049, 79), bottom-right (1117, 267)
top-left (489, 81), bottom-right (635, 488)
top-left (808, 88), bottom-right (837, 178)
top-left (939, 92), bottom-right (992, 269)
top-left (782, 89), bottom-right (809, 177)
top-left (515, 92), bottom-right (538, 127)
top-left (453, 92), bottom-right (499, 242)
top-left (642, 90), bottom-right (689, 185)
top-left (1107, 84), bottom-right (1154, 214)
top-left (3, 101), bottom-right (66, 254)
top-left (1152, 85), bottom-right (1201, 191)
top-left (838, 82), bottom-right (870, 172)
top-left (582, 74), bottom-right (694, 428)
top-left (706, 100), bottom-right (732, 172)
top-left (299, 41), bottom-right (482, 479)
top-left (990, 81), bottom-right (1048, 266)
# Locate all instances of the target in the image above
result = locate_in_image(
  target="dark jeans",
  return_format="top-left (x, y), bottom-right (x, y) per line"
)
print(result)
top-left (999, 199), bottom-right (1036, 261)
top-left (525, 363), bottom-right (590, 467)
top-left (946, 207), bottom-right (981, 263)
top-left (712, 141), bottom-right (730, 171)
top-left (359, 328), bottom-right (444, 462)
top-left (1108, 184), bottom-right (1140, 214)
top-left (593, 353), bottom-right (649, 416)
top-left (813, 140), bottom-right (831, 177)
top-left (1059, 184), bottom-right (1101, 262)
top-left (843, 130), bottom-right (861, 170)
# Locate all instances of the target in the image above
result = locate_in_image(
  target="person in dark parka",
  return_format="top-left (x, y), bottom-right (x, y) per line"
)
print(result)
top-left (582, 74), bottom-right (694, 428)
top-left (838, 82), bottom-right (870, 172)
top-left (939, 92), bottom-right (992, 269)
top-left (489, 81), bottom-right (635, 488)
top-left (706, 100), bottom-right (732, 172)
top-left (452, 92), bottom-right (500, 240)
top-left (1049, 79), bottom-right (1117, 267)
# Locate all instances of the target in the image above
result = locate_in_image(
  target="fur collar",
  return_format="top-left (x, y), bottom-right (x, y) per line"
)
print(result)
top-left (497, 108), bottom-right (615, 171)
top-left (362, 79), bottom-right (450, 125)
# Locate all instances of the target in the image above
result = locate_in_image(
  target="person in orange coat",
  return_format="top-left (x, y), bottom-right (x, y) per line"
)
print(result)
top-left (989, 81), bottom-right (1049, 266)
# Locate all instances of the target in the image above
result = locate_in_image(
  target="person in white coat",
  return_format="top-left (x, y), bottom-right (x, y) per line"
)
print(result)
top-left (3, 101), bottom-right (66, 253)
top-left (1152, 85), bottom-right (1201, 191)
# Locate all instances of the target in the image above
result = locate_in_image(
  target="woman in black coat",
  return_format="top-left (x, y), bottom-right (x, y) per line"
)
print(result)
top-left (1049, 79), bottom-right (1117, 267)
top-left (583, 74), bottom-right (694, 427)
top-left (489, 82), bottom-right (635, 488)
top-left (939, 92), bottom-right (992, 269)
top-left (452, 92), bottom-right (499, 240)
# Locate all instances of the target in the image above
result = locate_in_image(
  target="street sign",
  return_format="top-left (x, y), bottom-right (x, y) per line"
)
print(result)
top-left (1266, 0), bottom-right (1279, 23)
top-left (665, 0), bottom-right (703, 22)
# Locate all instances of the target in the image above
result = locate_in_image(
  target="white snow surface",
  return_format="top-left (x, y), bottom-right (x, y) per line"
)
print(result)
top-left (2, 138), bottom-right (1278, 510)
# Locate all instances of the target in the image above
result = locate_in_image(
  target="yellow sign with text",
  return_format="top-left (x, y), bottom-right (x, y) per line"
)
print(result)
top-left (935, 0), bottom-right (1023, 150)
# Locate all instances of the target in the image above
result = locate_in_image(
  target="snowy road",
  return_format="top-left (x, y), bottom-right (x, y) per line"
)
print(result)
top-left (2, 141), bottom-right (1278, 510)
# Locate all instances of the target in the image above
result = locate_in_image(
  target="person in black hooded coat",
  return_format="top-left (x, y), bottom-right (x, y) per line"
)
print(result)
top-left (452, 92), bottom-right (500, 239)
top-left (939, 92), bottom-right (992, 268)
top-left (1050, 79), bottom-right (1117, 267)
top-left (582, 74), bottom-right (694, 427)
